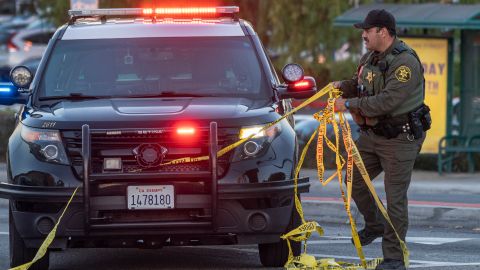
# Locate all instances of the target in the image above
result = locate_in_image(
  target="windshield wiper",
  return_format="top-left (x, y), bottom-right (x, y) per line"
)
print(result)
top-left (39, 93), bottom-right (113, 101)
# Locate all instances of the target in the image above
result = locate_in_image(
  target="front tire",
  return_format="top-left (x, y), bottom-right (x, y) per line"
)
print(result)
top-left (9, 203), bottom-right (50, 270)
top-left (258, 201), bottom-right (301, 267)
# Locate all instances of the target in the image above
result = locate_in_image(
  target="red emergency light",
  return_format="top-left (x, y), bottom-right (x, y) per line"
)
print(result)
top-left (143, 8), bottom-right (153, 15)
top-left (142, 6), bottom-right (238, 16)
top-left (154, 7), bottom-right (215, 15)
top-left (293, 80), bottom-right (311, 89)
top-left (69, 6), bottom-right (239, 19)
top-left (293, 80), bottom-right (313, 90)
top-left (176, 127), bottom-right (196, 135)
top-left (286, 76), bottom-right (317, 99)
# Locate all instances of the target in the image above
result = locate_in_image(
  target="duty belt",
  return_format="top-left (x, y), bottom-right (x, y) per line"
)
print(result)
top-left (362, 122), bottom-right (413, 140)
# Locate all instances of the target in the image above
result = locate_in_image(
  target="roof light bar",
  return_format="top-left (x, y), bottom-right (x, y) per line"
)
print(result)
top-left (69, 8), bottom-right (145, 17)
top-left (69, 6), bottom-right (239, 18)
top-left (143, 8), bottom-right (153, 15)
top-left (153, 7), bottom-right (216, 15)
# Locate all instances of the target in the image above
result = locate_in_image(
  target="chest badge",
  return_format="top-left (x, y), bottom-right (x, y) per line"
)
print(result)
top-left (365, 71), bottom-right (376, 84)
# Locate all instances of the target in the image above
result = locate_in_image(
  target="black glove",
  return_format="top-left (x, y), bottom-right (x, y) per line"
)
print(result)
top-left (339, 80), bottom-right (357, 98)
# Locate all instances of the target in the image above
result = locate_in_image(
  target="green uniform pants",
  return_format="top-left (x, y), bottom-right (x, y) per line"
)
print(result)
top-left (351, 130), bottom-right (425, 261)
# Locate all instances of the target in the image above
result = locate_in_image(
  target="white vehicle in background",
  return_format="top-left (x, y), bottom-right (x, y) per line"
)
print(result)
top-left (0, 15), bottom-right (38, 52)
top-left (7, 27), bottom-right (56, 67)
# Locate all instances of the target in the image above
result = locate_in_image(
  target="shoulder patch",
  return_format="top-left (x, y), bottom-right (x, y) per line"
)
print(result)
top-left (395, 66), bottom-right (411, 83)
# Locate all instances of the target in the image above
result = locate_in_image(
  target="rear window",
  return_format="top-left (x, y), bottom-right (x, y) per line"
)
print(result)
top-left (37, 37), bottom-right (269, 100)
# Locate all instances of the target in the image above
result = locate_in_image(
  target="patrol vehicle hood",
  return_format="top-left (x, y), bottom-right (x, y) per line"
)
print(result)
top-left (22, 97), bottom-right (279, 129)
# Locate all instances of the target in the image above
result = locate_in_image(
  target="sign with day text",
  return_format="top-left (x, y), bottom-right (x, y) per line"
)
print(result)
top-left (402, 37), bottom-right (449, 153)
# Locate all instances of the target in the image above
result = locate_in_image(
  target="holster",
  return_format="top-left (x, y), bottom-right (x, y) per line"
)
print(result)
top-left (370, 104), bottom-right (432, 140)
top-left (408, 104), bottom-right (432, 139)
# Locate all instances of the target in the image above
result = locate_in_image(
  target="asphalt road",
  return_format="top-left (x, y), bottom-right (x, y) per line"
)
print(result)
top-left (1, 165), bottom-right (480, 269)
top-left (302, 169), bottom-right (480, 205)
top-left (0, 205), bottom-right (479, 270)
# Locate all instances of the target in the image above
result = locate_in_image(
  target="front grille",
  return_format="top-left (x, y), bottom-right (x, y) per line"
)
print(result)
top-left (99, 209), bottom-right (208, 223)
top-left (62, 127), bottom-right (238, 179)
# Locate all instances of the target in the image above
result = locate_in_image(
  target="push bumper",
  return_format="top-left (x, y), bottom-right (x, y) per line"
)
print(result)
top-left (0, 178), bottom-right (309, 201)
top-left (2, 178), bottom-right (309, 248)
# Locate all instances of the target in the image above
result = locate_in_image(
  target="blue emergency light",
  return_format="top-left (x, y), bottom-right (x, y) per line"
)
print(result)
top-left (0, 82), bottom-right (15, 94)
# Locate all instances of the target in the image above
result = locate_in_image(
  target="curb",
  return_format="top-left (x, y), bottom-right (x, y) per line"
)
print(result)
top-left (302, 197), bottom-right (480, 230)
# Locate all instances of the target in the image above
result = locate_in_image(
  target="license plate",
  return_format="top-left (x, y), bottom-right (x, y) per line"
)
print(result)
top-left (127, 185), bottom-right (174, 210)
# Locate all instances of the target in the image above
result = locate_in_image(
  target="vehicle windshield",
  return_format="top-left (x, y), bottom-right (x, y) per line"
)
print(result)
top-left (37, 37), bottom-right (269, 100)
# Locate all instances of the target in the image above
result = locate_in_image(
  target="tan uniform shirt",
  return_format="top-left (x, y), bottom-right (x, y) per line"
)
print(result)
top-left (342, 39), bottom-right (423, 125)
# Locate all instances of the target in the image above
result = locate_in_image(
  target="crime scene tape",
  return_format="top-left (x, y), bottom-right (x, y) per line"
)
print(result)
top-left (9, 187), bottom-right (79, 270)
top-left (10, 83), bottom-right (408, 270)
top-left (281, 89), bottom-right (409, 270)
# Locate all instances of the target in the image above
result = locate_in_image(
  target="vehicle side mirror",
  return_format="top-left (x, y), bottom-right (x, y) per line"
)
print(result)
top-left (279, 76), bottom-right (317, 99)
top-left (279, 63), bottom-right (317, 100)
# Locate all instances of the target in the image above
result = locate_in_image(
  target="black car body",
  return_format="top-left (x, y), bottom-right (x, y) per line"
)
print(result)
top-left (0, 7), bottom-right (317, 269)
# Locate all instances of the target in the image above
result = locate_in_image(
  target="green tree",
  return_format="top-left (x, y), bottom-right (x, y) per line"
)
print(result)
top-left (260, 1), bottom-right (360, 85)
top-left (34, 0), bottom-right (480, 87)
top-left (36, 0), bottom-right (69, 26)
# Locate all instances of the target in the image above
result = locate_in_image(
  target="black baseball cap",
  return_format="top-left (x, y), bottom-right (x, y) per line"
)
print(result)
top-left (354, 9), bottom-right (396, 33)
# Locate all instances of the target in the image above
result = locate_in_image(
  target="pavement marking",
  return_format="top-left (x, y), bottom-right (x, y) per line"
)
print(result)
top-left (309, 253), bottom-right (480, 268)
top-left (309, 236), bottom-right (472, 246)
top-left (304, 196), bottom-right (480, 209)
top-left (405, 237), bottom-right (472, 245)
top-left (185, 246), bottom-right (480, 268)
top-left (409, 263), bottom-right (480, 268)
top-left (206, 247), bottom-right (480, 268)
top-left (308, 240), bottom-right (353, 244)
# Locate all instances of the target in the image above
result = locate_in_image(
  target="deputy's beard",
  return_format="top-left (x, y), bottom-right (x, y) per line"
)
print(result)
top-left (363, 38), bottom-right (371, 49)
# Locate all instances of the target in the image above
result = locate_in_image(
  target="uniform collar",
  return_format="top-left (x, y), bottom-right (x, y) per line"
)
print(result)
top-left (372, 38), bottom-right (398, 61)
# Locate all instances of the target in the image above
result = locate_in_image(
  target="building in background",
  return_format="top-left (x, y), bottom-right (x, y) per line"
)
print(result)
top-left (0, 0), bottom-right (14, 14)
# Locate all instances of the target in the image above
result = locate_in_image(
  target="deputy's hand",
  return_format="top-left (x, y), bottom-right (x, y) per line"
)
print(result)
top-left (335, 98), bottom-right (347, 112)
top-left (333, 80), bottom-right (357, 98)
top-left (332, 81), bottom-right (342, 89)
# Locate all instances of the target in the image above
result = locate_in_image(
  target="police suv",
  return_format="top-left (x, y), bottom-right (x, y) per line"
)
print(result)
top-left (0, 7), bottom-right (317, 269)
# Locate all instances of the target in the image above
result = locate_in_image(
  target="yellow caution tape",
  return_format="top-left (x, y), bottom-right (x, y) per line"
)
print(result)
top-left (282, 88), bottom-right (410, 269)
top-left (160, 83), bottom-right (337, 167)
top-left (15, 83), bottom-right (409, 270)
top-left (10, 187), bottom-right (79, 270)
top-left (350, 137), bottom-right (410, 267)
top-left (11, 84), bottom-right (336, 269)
top-left (286, 256), bottom-right (382, 270)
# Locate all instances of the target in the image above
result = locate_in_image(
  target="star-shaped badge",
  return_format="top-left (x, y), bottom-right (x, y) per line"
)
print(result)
top-left (365, 71), bottom-right (376, 84)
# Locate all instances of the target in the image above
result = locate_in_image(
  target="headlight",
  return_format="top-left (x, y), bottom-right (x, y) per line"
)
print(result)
top-left (239, 126), bottom-right (265, 139)
top-left (239, 124), bottom-right (281, 140)
top-left (233, 124), bottom-right (282, 161)
top-left (21, 125), bottom-right (70, 165)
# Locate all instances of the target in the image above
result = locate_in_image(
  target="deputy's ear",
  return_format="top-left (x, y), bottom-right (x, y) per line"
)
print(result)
top-left (382, 27), bottom-right (389, 37)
